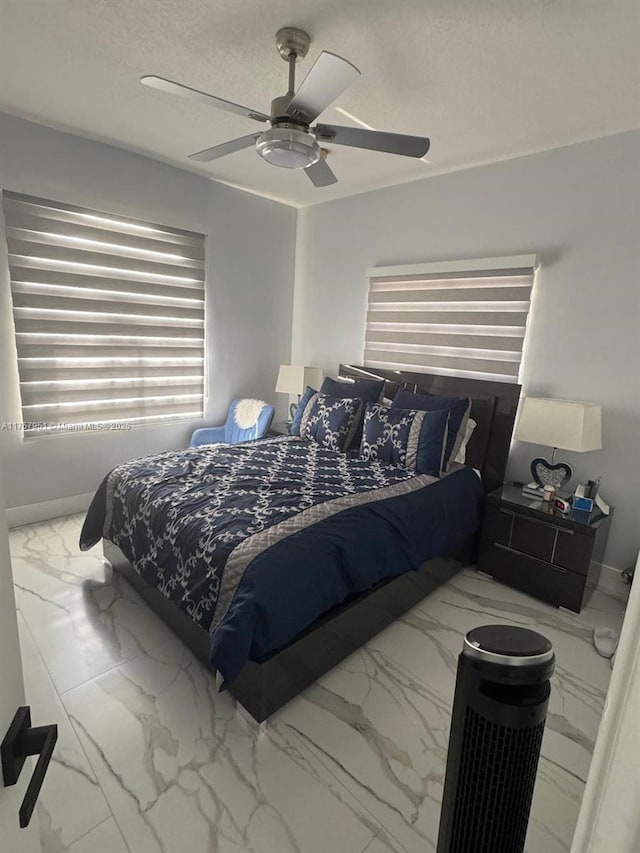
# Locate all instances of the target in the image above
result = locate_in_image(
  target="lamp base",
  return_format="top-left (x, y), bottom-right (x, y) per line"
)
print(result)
top-left (531, 457), bottom-right (572, 489)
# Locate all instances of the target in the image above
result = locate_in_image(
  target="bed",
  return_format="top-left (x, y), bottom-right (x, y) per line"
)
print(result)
top-left (80, 365), bottom-right (520, 722)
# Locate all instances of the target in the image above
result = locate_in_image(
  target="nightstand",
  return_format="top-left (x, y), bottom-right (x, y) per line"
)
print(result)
top-left (477, 485), bottom-right (613, 613)
top-left (268, 421), bottom-right (291, 436)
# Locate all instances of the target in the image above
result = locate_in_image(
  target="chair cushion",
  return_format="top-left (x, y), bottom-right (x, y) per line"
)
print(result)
top-left (189, 426), bottom-right (226, 448)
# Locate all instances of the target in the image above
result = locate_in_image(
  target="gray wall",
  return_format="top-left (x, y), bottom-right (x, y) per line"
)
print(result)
top-left (0, 112), bottom-right (296, 508)
top-left (292, 131), bottom-right (640, 569)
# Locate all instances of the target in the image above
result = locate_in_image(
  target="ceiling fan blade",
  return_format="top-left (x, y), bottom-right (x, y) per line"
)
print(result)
top-left (141, 75), bottom-right (269, 123)
top-left (314, 124), bottom-right (430, 158)
top-left (305, 157), bottom-right (338, 188)
top-left (189, 134), bottom-right (260, 163)
top-left (286, 52), bottom-right (360, 124)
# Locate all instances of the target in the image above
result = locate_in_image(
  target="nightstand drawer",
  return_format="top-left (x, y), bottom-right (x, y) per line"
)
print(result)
top-left (554, 531), bottom-right (594, 574)
top-left (480, 543), bottom-right (584, 612)
top-left (510, 514), bottom-right (557, 562)
top-left (486, 505), bottom-right (584, 571)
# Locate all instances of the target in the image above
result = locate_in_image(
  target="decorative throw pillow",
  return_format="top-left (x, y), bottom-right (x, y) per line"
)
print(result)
top-left (453, 418), bottom-right (477, 465)
top-left (391, 389), bottom-right (471, 471)
top-left (320, 376), bottom-right (384, 404)
top-left (299, 392), bottom-right (363, 452)
top-left (320, 376), bottom-right (384, 448)
top-left (359, 403), bottom-right (449, 476)
top-left (289, 385), bottom-right (317, 436)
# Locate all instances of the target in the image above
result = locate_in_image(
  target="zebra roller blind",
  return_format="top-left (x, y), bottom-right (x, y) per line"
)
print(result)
top-left (365, 256), bottom-right (536, 383)
top-left (2, 190), bottom-right (205, 435)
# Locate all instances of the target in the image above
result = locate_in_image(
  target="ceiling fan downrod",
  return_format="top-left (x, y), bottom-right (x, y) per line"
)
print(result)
top-left (274, 27), bottom-right (311, 117)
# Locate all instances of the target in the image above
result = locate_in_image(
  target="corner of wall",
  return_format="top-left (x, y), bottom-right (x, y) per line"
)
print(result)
top-left (290, 206), bottom-right (310, 366)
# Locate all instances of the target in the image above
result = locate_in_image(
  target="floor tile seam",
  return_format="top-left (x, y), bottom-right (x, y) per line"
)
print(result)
top-left (102, 809), bottom-right (133, 853)
top-left (64, 815), bottom-right (124, 853)
top-left (49, 640), bottom-right (146, 852)
top-left (57, 652), bottom-right (144, 699)
top-left (279, 719), bottom-right (411, 852)
top-left (16, 611), bottom-right (127, 851)
top-left (16, 606), bottom-right (55, 683)
top-left (358, 829), bottom-right (384, 853)
top-left (365, 828), bottom-right (413, 853)
top-left (17, 594), bottom-right (143, 699)
top-left (61, 705), bottom-right (138, 853)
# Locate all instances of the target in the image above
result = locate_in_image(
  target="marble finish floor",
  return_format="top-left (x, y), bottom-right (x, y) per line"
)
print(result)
top-left (9, 514), bottom-right (628, 853)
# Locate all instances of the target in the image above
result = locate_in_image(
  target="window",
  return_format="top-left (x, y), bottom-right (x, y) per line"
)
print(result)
top-left (2, 191), bottom-right (205, 436)
top-left (364, 255), bottom-right (536, 383)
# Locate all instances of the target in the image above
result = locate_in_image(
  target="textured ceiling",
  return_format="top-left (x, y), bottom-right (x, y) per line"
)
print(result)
top-left (1, 0), bottom-right (638, 207)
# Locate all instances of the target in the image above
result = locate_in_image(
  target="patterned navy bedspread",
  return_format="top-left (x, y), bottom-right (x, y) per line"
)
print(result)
top-left (80, 436), bottom-right (484, 684)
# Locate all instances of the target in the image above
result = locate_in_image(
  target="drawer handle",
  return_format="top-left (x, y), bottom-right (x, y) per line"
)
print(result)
top-left (498, 508), bottom-right (574, 535)
top-left (494, 542), bottom-right (569, 572)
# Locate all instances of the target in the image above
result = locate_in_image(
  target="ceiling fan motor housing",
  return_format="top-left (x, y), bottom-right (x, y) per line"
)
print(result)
top-left (270, 94), bottom-right (299, 123)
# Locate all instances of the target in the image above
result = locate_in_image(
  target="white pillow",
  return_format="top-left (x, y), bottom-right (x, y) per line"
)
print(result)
top-left (454, 418), bottom-right (477, 464)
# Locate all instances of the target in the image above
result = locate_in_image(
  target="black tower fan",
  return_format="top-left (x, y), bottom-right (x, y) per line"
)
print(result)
top-left (437, 625), bottom-right (555, 853)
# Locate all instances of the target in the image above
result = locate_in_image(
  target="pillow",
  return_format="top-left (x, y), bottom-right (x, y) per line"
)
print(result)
top-left (453, 418), bottom-right (477, 465)
top-left (391, 390), bottom-right (471, 471)
top-left (289, 385), bottom-right (317, 436)
top-left (359, 403), bottom-right (449, 476)
top-left (299, 392), bottom-right (363, 452)
top-left (320, 376), bottom-right (384, 404)
top-left (320, 376), bottom-right (384, 448)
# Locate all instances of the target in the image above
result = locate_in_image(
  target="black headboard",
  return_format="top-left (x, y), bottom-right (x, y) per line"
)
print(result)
top-left (338, 364), bottom-right (520, 493)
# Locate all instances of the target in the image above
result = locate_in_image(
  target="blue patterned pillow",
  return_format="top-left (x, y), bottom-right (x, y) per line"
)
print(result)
top-left (289, 385), bottom-right (317, 436)
top-left (320, 377), bottom-right (384, 447)
top-left (391, 390), bottom-right (471, 471)
top-left (299, 393), bottom-right (363, 452)
top-left (359, 403), bottom-right (450, 476)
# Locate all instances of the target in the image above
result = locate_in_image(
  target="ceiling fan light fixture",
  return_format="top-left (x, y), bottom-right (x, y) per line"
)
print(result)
top-left (256, 127), bottom-right (320, 169)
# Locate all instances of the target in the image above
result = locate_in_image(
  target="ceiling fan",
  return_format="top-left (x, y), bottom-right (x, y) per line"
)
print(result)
top-left (141, 26), bottom-right (430, 188)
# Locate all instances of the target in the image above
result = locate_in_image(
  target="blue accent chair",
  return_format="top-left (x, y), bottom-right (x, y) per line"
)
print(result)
top-left (190, 399), bottom-right (275, 447)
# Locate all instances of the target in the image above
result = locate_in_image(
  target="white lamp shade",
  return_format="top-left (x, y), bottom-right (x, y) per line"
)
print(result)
top-left (514, 397), bottom-right (602, 452)
top-left (275, 365), bottom-right (323, 396)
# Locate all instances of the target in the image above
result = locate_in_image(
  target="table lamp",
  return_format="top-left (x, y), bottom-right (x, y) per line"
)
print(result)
top-left (514, 397), bottom-right (602, 489)
top-left (275, 365), bottom-right (323, 421)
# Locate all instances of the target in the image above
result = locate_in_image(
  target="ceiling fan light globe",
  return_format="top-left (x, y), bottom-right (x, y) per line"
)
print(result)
top-left (256, 128), bottom-right (320, 169)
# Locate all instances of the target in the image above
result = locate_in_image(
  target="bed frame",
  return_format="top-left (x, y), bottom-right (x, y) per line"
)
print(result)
top-left (104, 365), bottom-right (520, 722)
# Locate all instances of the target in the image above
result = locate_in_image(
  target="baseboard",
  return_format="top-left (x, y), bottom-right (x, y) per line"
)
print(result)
top-left (595, 561), bottom-right (630, 602)
top-left (6, 493), bottom-right (94, 528)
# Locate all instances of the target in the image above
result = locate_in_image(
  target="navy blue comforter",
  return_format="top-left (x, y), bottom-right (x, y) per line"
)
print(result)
top-left (80, 436), bottom-right (484, 683)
